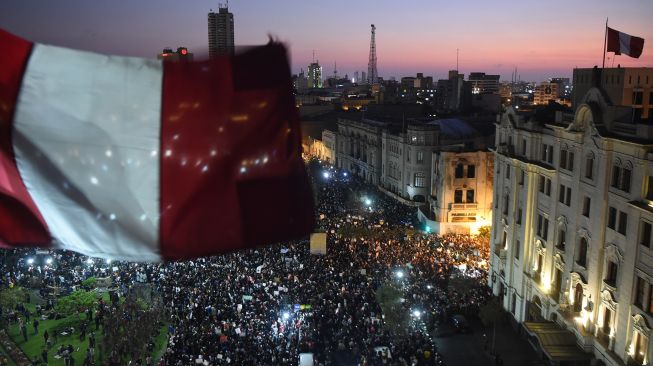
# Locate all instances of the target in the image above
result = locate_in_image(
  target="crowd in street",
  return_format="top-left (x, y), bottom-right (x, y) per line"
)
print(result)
top-left (0, 158), bottom-right (491, 366)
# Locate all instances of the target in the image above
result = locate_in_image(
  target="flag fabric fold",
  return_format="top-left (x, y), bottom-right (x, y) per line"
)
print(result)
top-left (0, 28), bottom-right (315, 261)
top-left (607, 27), bottom-right (645, 58)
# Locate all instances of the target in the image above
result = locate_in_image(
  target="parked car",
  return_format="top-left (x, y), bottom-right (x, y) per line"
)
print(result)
top-left (452, 314), bottom-right (472, 333)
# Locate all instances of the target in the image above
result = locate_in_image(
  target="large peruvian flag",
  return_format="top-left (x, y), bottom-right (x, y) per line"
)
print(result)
top-left (0, 28), bottom-right (314, 261)
top-left (607, 27), bottom-right (645, 58)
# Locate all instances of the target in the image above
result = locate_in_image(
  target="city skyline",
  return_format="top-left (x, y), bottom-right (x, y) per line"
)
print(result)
top-left (0, 0), bottom-right (651, 81)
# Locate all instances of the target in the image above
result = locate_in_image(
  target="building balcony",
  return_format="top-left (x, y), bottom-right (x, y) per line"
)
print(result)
top-left (602, 279), bottom-right (617, 293)
top-left (450, 203), bottom-right (478, 210)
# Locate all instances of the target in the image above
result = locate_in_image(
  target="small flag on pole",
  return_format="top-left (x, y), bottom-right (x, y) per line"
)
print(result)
top-left (607, 27), bottom-right (645, 58)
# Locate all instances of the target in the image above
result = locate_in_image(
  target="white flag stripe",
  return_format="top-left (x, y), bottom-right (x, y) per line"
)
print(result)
top-left (13, 44), bottom-right (163, 261)
top-left (618, 32), bottom-right (632, 54)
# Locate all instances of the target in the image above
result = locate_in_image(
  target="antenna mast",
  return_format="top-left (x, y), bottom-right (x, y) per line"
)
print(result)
top-left (367, 24), bottom-right (378, 84)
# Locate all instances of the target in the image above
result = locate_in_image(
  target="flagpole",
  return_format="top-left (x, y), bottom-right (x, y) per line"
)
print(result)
top-left (602, 18), bottom-right (608, 69)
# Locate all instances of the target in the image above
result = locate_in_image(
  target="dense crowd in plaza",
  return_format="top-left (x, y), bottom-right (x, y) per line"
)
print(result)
top-left (0, 159), bottom-right (491, 366)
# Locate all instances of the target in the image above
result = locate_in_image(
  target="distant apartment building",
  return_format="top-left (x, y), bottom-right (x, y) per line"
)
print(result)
top-left (469, 72), bottom-right (500, 94)
top-left (308, 62), bottom-right (323, 89)
top-left (533, 82), bottom-right (559, 106)
top-left (208, 6), bottom-right (234, 57)
top-left (490, 67), bottom-right (653, 366)
top-left (435, 70), bottom-right (471, 112)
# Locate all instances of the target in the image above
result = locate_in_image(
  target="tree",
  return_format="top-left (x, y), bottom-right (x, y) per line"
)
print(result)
top-left (376, 283), bottom-right (410, 336)
top-left (55, 290), bottom-right (98, 317)
top-left (81, 277), bottom-right (98, 290)
top-left (479, 298), bottom-right (503, 352)
top-left (0, 286), bottom-right (28, 311)
top-left (477, 226), bottom-right (491, 242)
top-left (0, 286), bottom-right (28, 328)
top-left (101, 284), bottom-right (165, 363)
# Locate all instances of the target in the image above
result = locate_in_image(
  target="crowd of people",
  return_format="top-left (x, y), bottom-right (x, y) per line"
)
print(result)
top-left (0, 158), bottom-right (492, 366)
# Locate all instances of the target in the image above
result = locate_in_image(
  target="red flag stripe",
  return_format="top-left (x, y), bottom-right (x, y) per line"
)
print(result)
top-left (159, 44), bottom-right (314, 260)
top-left (0, 29), bottom-right (52, 247)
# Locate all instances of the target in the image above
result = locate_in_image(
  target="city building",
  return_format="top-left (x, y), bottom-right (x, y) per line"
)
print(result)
top-left (550, 77), bottom-right (572, 98)
top-left (308, 62), bottom-right (323, 89)
top-left (434, 70), bottom-right (471, 113)
top-left (469, 72), bottom-right (500, 94)
top-left (334, 113), bottom-right (494, 234)
top-left (489, 67), bottom-right (653, 366)
top-left (533, 82), bottom-right (559, 106)
top-left (157, 47), bottom-right (193, 62)
top-left (294, 69), bottom-right (309, 92)
top-left (208, 5), bottom-right (234, 57)
top-left (573, 67), bottom-right (653, 121)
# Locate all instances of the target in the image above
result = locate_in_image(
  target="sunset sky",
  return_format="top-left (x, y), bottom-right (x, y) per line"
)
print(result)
top-left (1, 0), bottom-right (651, 81)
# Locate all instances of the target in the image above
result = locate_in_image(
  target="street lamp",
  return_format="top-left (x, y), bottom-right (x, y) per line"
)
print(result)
top-left (27, 258), bottom-right (34, 265)
top-left (395, 270), bottom-right (404, 279)
top-left (282, 312), bottom-right (290, 321)
top-left (46, 258), bottom-right (53, 265)
top-left (323, 171), bottom-right (330, 179)
top-left (412, 310), bottom-right (421, 318)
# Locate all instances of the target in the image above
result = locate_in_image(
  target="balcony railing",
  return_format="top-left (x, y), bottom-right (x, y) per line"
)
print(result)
top-left (450, 203), bottom-right (478, 210)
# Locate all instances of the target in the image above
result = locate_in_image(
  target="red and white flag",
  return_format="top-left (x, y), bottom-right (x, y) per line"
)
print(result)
top-left (607, 27), bottom-right (645, 58)
top-left (0, 28), bottom-right (314, 261)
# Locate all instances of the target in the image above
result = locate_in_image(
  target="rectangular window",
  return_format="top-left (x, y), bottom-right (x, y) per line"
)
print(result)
top-left (539, 176), bottom-right (545, 193)
top-left (559, 184), bottom-right (565, 203)
top-left (568, 152), bottom-right (574, 171)
top-left (606, 261), bottom-right (618, 285)
top-left (642, 284), bottom-right (653, 313)
top-left (634, 91), bottom-right (644, 104)
top-left (545, 179), bottom-right (551, 196)
top-left (455, 164), bottom-right (464, 178)
top-left (516, 208), bottom-right (522, 225)
top-left (582, 197), bottom-right (591, 217)
top-left (543, 218), bottom-right (549, 240)
top-left (541, 144), bottom-right (547, 161)
top-left (414, 173), bottom-right (426, 188)
top-left (641, 221), bottom-right (652, 248)
top-left (454, 189), bottom-right (463, 203)
top-left (416, 151), bottom-right (424, 163)
top-left (621, 168), bottom-right (631, 193)
top-left (585, 157), bottom-right (594, 179)
top-left (608, 207), bottom-right (617, 229)
top-left (565, 187), bottom-right (572, 206)
top-left (519, 170), bottom-right (525, 185)
top-left (649, 286), bottom-right (653, 314)
top-left (503, 195), bottom-right (509, 216)
top-left (559, 149), bottom-right (567, 169)
top-left (647, 176), bottom-right (653, 201)
top-left (514, 240), bottom-right (520, 260)
top-left (467, 165), bottom-right (476, 178)
top-left (611, 166), bottom-right (621, 188)
top-left (522, 139), bottom-right (527, 155)
top-left (505, 165), bottom-right (510, 179)
top-left (558, 229), bottom-right (566, 249)
top-left (618, 211), bottom-right (628, 235)
top-left (466, 189), bottom-right (475, 203)
top-left (636, 276), bottom-right (646, 308)
top-left (406, 149), bottom-right (411, 163)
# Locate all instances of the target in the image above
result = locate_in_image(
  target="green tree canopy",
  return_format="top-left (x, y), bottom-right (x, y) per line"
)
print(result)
top-left (55, 290), bottom-right (98, 316)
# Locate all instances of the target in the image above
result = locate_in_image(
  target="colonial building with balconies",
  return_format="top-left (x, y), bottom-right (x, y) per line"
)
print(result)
top-left (336, 114), bottom-right (494, 234)
top-left (490, 67), bottom-right (653, 366)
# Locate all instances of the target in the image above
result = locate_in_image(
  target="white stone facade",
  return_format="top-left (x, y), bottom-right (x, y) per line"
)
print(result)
top-left (490, 86), bottom-right (653, 365)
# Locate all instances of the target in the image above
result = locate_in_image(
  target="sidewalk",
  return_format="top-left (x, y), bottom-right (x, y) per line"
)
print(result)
top-left (485, 316), bottom-right (542, 366)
